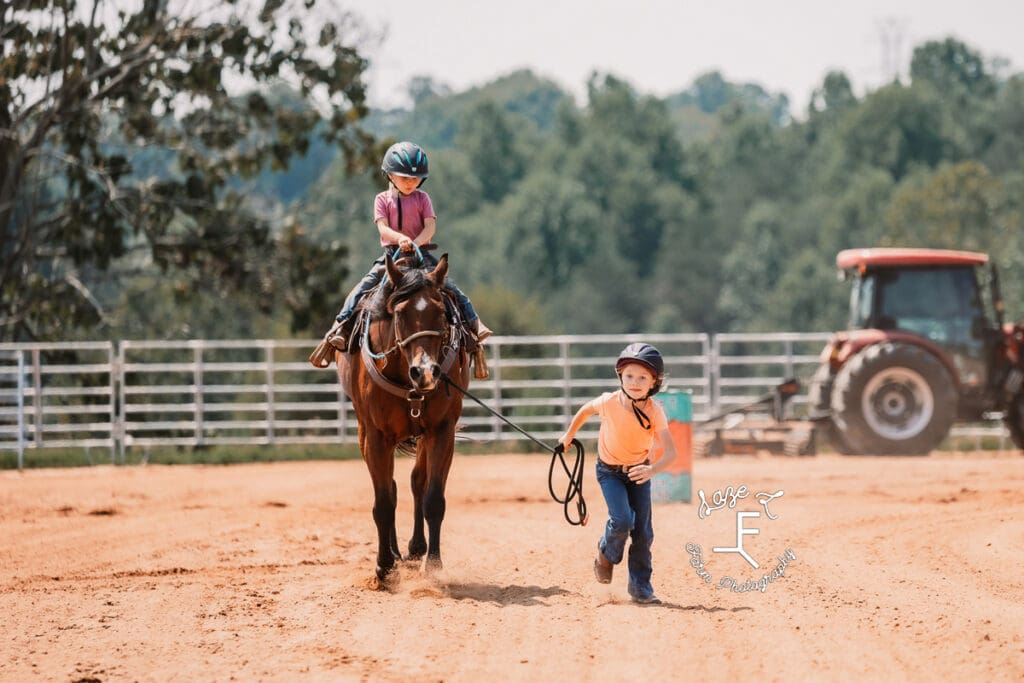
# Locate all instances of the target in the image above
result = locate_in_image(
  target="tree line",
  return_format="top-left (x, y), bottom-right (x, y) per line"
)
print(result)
top-left (4, 2), bottom-right (1022, 342)
top-left (303, 37), bottom-right (1024, 337)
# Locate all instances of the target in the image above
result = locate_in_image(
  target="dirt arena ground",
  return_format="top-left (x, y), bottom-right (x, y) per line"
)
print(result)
top-left (1, 449), bottom-right (1023, 682)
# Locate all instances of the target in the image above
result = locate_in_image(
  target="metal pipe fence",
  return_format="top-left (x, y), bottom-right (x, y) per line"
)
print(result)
top-left (0, 332), bottom-right (1010, 465)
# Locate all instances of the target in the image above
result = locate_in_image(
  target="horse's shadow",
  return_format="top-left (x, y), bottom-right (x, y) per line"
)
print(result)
top-left (444, 581), bottom-right (572, 606)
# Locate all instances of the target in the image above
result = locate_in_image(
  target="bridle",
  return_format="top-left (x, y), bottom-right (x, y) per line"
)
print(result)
top-left (364, 317), bottom-right (448, 361)
top-left (360, 293), bottom-right (461, 422)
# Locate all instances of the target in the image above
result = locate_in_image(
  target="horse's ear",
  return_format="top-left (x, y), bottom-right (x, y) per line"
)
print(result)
top-left (385, 250), bottom-right (402, 285)
top-left (431, 253), bottom-right (449, 288)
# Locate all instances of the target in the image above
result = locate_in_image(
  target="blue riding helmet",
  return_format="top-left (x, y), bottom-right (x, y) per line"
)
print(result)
top-left (382, 141), bottom-right (429, 181)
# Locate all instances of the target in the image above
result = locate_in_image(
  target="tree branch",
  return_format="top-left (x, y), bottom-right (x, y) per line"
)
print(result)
top-left (64, 271), bottom-right (112, 327)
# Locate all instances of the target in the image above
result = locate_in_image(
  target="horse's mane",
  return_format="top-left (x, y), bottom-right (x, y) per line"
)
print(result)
top-left (359, 264), bottom-right (432, 319)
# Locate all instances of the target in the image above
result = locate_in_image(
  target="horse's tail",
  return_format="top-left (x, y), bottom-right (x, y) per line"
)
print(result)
top-left (396, 437), bottom-right (418, 455)
top-left (396, 421), bottom-right (465, 455)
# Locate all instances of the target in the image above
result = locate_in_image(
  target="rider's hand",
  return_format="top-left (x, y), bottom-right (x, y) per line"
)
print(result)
top-left (558, 433), bottom-right (574, 452)
top-left (399, 237), bottom-right (414, 252)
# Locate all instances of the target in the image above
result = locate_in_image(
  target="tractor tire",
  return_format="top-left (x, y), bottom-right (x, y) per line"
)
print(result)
top-left (807, 362), bottom-right (854, 454)
top-left (1004, 392), bottom-right (1024, 450)
top-left (831, 343), bottom-right (957, 455)
top-left (806, 362), bottom-right (833, 417)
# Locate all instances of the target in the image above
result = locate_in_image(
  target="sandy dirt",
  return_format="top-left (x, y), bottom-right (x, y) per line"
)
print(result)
top-left (1, 449), bottom-right (1023, 682)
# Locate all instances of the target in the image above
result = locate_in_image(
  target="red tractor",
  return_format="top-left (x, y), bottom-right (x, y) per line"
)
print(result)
top-left (808, 248), bottom-right (1024, 454)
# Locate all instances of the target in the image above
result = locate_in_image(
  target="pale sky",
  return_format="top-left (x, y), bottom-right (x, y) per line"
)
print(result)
top-left (341, 0), bottom-right (1024, 112)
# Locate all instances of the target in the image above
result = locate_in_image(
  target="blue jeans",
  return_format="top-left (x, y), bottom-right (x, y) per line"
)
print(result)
top-left (336, 251), bottom-right (478, 324)
top-left (595, 459), bottom-right (655, 599)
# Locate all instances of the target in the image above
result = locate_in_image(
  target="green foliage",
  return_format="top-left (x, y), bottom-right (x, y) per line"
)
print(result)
top-left (666, 70), bottom-right (791, 126)
top-left (978, 76), bottom-right (1024, 174)
top-left (286, 39), bottom-right (1024, 337)
top-left (456, 100), bottom-right (527, 203)
top-left (910, 38), bottom-right (997, 102)
top-left (884, 161), bottom-right (1006, 249)
top-left (468, 285), bottom-right (550, 336)
top-left (362, 69), bottom-right (568, 149)
top-left (2, 0), bottom-right (375, 341)
top-left (836, 84), bottom-right (951, 181)
top-left (8, 22), bottom-right (1024, 342)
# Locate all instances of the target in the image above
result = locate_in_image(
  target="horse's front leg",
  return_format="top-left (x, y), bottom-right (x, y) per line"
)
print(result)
top-left (363, 429), bottom-right (399, 582)
top-left (389, 479), bottom-right (402, 562)
top-left (422, 423), bottom-right (456, 572)
top-left (407, 447), bottom-right (427, 561)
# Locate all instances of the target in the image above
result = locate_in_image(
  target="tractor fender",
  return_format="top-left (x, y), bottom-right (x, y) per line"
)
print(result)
top-left (823, 329), bottom-right (962, 390)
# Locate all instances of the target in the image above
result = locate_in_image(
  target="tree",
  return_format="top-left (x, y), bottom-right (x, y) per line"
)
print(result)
top-left (716, 200), bottom-right (789, 328)
top-left (836, 83), bottom-right (951, 181)
top-left (667, 70), bottom-right (790, 125)
top-left (1, 0), bottom-right (376, 341)
top-left (979, 75), bottom-right (1024, 174)
top-left (407, 76), bottom-right (452, 106)
top-left (456, 100), bottom-right (526, 203)
top-left (884, 161), bottom-right (1006, 250)
top-left (910, 38), bottom-right (996, 102)
top-left (808, 71), bottom-right (857, 118)
top-left (493, 171), bottom-right (604, 292)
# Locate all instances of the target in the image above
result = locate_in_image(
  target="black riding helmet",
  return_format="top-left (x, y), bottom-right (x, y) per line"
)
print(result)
top-left (615, 343), bottom-right (665, 397)
top-left (382, 141), bottom-right (428, 187)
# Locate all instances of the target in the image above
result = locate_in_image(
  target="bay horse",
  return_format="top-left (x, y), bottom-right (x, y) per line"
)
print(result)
top-left (335, 251), bottom-right (470, 585)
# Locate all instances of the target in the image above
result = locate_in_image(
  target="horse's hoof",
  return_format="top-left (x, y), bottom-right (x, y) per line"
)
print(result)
top-left (423, 557), bottom-right (443, 573)
top-left (373, 565), bottom-right (400, 590)
top-left (407, 541), bottom-right (427, 559)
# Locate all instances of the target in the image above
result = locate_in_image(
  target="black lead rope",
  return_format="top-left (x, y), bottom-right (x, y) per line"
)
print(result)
top-left (442, 375), bottom-right (588, 526)
top-left (550, 439), bottom-right (588, 526)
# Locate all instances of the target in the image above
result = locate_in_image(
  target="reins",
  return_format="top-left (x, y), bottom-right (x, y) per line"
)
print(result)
top-left (362, 244), bottom-right (447, 363)
top-left (441, 375), bottom-right (588, 527)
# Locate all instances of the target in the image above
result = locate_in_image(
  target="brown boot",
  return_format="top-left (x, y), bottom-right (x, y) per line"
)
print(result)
top-left (308, 319), bottom-right (349, 369)
top-left (309, 338), bottom-right (336, 369)
top-left (594, 546), bottom-right (613, 584)
top-left (326, 330), bottom-right (347, 351)
top-left (472, 318), bottom-right (492, 342)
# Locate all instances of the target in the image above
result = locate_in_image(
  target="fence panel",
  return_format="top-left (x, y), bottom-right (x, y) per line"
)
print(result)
top-left (0, 342), bottom-right (116, 464)
top-left (0, 350), bottom-right (27, 467)
top-left (459, 333), bottom-right (710, 444)
top-left (119, 340), bottom-right (353, 457)
top-left (1, 332), bottom-right (1010, 462)
top-left (711, 333), bottom-right (834, 417)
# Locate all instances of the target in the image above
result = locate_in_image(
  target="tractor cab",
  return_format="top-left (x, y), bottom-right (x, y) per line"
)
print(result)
top-left (840, 248), bottom-right (1001, 401)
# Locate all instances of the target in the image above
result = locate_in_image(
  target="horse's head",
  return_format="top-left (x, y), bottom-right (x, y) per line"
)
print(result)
top-left (384, 252), bottom-right (450, 393)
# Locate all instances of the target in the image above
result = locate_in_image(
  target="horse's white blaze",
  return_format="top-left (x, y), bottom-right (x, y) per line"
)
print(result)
top-left (411, 349), bottom-right (437, 388)
top-left (414, 297), bottom-right (428, 312)
top-left (412, 349), bottom-right (436, 369)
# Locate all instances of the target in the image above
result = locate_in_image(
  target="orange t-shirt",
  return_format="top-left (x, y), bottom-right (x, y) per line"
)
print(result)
top-left (590, 391), bottom-right (668, 466)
